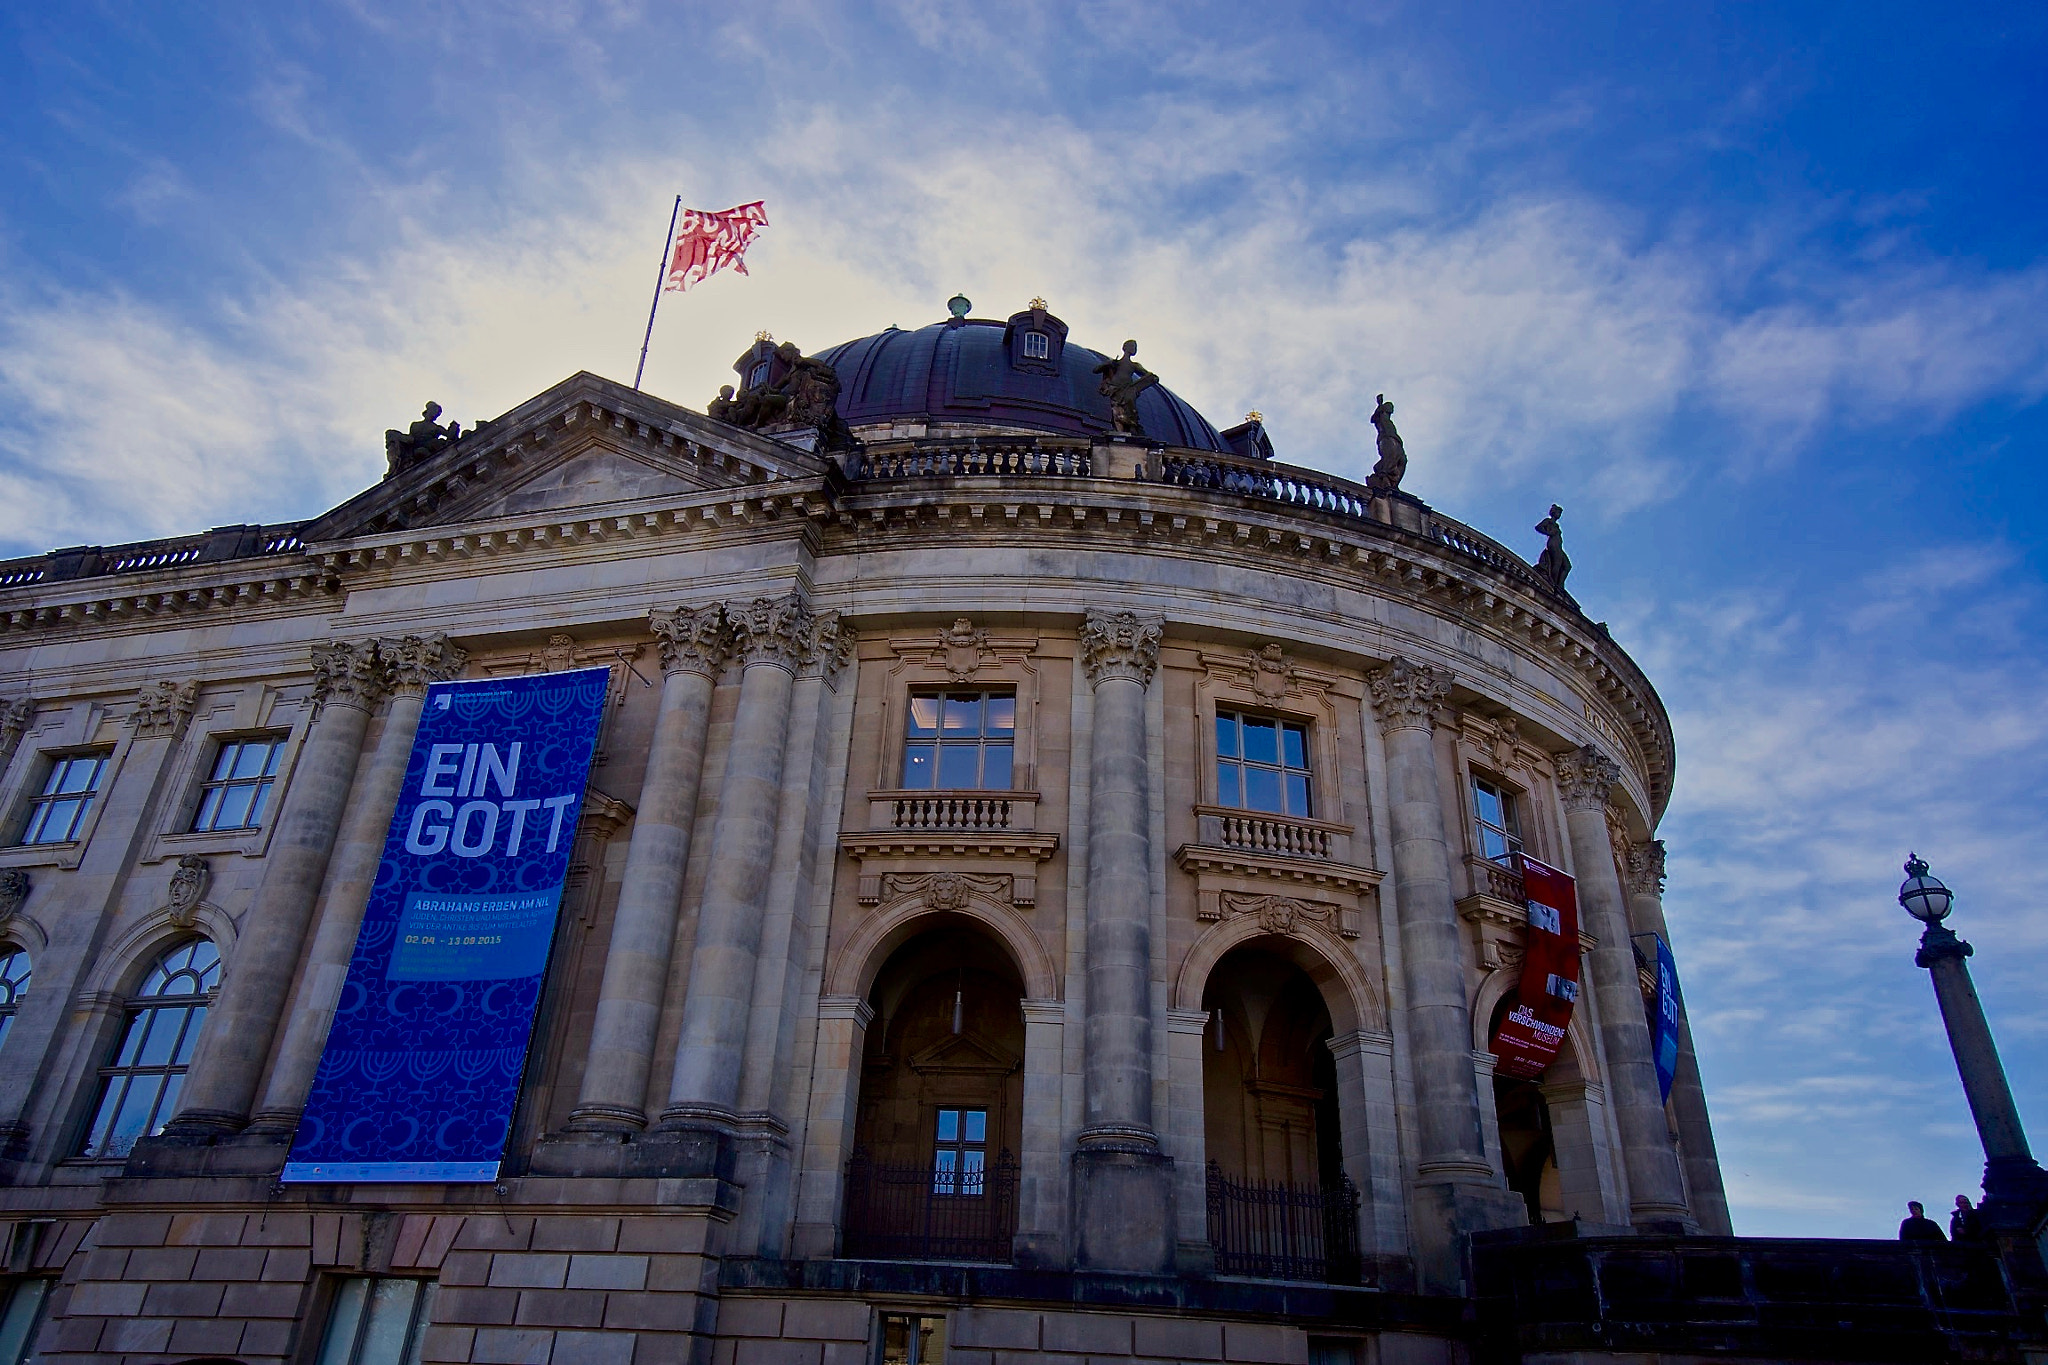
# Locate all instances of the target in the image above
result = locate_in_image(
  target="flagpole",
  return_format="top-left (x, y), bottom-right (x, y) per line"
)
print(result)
top-left (633, 195), bottom-right (682, 391)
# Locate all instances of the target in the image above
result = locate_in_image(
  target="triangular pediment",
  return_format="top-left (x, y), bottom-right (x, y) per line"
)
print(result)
top-left (907, 1031), bottom-right (1019, 1076)
top-left (301, 371), bottom-right (830, 541)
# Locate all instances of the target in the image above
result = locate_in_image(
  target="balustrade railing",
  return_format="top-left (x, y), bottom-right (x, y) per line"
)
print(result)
top-left (1213, 811), bottom-right (1332, 860)
top-left (842, 1149), bottom-right (1018, 1263)
top-left (853, 440), bottom-right (1093, 480)
top-left (1206, 1162), bottom-right (1362, 1285)
top-left (1154, 453), bottom-right (1373, 520)
top-left (890, 794), bottom-right (1015, 831)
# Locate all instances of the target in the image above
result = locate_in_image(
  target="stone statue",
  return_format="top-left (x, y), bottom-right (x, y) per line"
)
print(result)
top-left (708, 385), bottom-right (739, 423)
top-left (384, 401), bottom-right (475, 478)
top-left (1093, 340), bottom-right (1160, 437)
top-left (718, 343), bottom-right (853, 448)
top-left (1533, 504), bottom-right (1571, 593)
top-left (167, 854), bottom-right (209, 929)
top-left (1367, 393), bottom-right (1407, 495)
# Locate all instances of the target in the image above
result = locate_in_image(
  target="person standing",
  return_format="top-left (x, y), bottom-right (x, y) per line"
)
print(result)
top-left (1899, 1200), bottom-right (1948, 1243)
top-left (1950, 1194), bottom-right (1985, 1243)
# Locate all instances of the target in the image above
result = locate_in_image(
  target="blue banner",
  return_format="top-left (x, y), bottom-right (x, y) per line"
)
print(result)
top-left (1644, 933), bottom-right (1685, 1103)
top-left (282, 668), bottom-right (609, 1183)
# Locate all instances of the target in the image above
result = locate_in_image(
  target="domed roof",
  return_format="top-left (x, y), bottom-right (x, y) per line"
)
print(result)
top-left (812, 307), bottom-right (1232, 452)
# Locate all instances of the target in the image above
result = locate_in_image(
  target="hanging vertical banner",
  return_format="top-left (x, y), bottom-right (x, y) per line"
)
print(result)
top-left (1640, 932), bottom-right (1684, 1102)
top-left (283, 667), bottom-right (610, 1183)
top-left (1489, 855), bottom-right (1582, 1080)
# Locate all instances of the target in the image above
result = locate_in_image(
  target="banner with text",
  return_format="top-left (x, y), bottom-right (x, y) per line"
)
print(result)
top-left (282, 667), bottom-right (609, 1183)
top-left (1489, 855), bottom-right (1582, 1080)
top-left (1640, 932), bottom-right (1684, 1102)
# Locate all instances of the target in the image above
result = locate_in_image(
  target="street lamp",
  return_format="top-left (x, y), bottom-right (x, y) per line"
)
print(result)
top-left (1898, 854), bottom-right (2048, 1227)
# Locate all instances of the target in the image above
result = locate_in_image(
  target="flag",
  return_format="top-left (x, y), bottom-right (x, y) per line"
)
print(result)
top-left (664, 201), bottom-right (769, 293)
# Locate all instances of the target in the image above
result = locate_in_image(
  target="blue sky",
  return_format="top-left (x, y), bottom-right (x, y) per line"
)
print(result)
top-left (3, 2), bottom-right (2045, 1236)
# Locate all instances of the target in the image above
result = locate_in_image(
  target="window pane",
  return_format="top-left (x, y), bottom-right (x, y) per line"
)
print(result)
top-left (960, 1148), bottom-right (986, 1194)
top-left (359, 1277), bottom-right (422, 1365)
top-left (1244, 768), bottom-right (1283, 813)
top-left (134, 1006), bottom-right (183, 1066)
top-left (103, 1074), bottom-right (164, 1156)
top-left (56, 759), bottom-right (101, 795)
top-left (906, 696), bottom-right (939, 737)
top-left (962, 1110), bottom-right (986, 1143)
top-left (194, 787), bottom-right (224, 831)
top-left (82, 1077), bottom-right (128, 1156)
top-left (173, 1007), bottom-right (208, 1063)
top-left (932, 1149), bottom-right (957, 1195)
top-left (151, 1072), bottom-right (184, 1135)
top-left (1242, 718), bottom-right (1279, 765)
top-left (935, 1109), bottom-right (959, 1142)
top-left (1216, 765), bottom-right (1240, 807)
top-left (262, 741), bottom-right (286, 776)
top-left (1479, 827), bottom-right (1509, 862)
top-left (942, 695), bottom-right (980, 734)
top-left (985, 695), bottom-right (1015, 733)
top-left (1474, 784), bottom-right (1503, 826)
top-left (210, 745), bottom-right (241, 782)
top-left (213, 783), bottom-right (257, 831)
top-left (1285, 773), bottom-right (1311, 816)
top-left (901, 744), bottom-right (934, 788)
top-left (1282, 724), bottom-right (1307, 770)
top-left (246, 781), bottom-right (274, 826)
top-left (113, 1013), bottom-right (150, 1067)
top-left (317, 1277), bottom-right (371, 1365)
top-left (0, 1017), bottom-right (12, 1057)
top-left (981, 744), bottom-right (1013, 790)
top-left (230, 742), bottom-right (271, 780)
top-left (1215, 714), bottom-right (1239, 759)
top-left (400, 1284), bottom-right (438, 1365)
top-left (0, 1278), bottom-right (50, 1365)
top-left (937, 745), bottom-right (978, 789)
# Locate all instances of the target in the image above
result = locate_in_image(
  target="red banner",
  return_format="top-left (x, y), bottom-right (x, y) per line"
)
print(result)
top-left (1489, 855), bottom-right (1581, 1080)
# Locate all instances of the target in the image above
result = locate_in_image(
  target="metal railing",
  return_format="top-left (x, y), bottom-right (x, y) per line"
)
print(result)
top-left (842, 1149), bottom-right (1018, 1263)
top-left (1206, 1162), bottom-right (1362, 1285)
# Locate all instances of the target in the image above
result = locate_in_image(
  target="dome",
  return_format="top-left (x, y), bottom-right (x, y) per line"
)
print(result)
top-left (812, 306), bottom-right (1233, 452)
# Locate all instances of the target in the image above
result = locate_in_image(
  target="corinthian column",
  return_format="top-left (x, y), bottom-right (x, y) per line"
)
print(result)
top-left (662, 593), bottom-right (808, 1128)
top-left (1554, 745), bottom-right (1690, 1224)
top-left (248, 634), bottom-right (467, 1134)
top-left (1071, 607), bottom-right (1174, 1273)
top-left (1625, 839), bottom-right (1732, 1234)
top-left (565, 606), bottom-right (734, 1132)
top-left (167, 639), bottom-right (388, 1135)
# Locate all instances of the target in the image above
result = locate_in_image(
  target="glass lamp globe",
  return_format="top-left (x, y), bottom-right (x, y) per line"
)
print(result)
top-left (1898, 853), bottom-right (1954, 924)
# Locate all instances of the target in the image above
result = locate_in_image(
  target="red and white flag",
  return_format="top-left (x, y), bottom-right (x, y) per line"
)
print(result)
top-left (664, 201), bottom-right (769, 293)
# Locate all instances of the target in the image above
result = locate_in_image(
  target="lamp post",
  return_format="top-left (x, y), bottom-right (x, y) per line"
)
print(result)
top-left (1897, 854), bottom-right (2048, 1224)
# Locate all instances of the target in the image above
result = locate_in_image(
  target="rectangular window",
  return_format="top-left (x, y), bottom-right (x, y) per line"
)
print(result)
top-left (1472, 775), bottom-right (1524, 865)
top-left (19, 753), bottom-right (108, 846)
top-left (902, 691), bottom-right (1014, 790)
top-left (932, 1106), bottom-right (988, 1196)
top-left (1021, 330), bottom-right (1051, 359)
top-left (316, 1276), bottom-right (437, 1365)
top-left (876, 1312), bottom-right (947, 1365)
top-left (191, 735), bottom-right (287, 832)
top-left (0, 1279), bottom-right (50, 1365)
top-left (1214, 710), bottom-right (1312, 816)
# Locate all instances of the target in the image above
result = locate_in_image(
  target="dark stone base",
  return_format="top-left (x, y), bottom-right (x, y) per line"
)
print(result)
top-left (1071, 1146), bottom-right (1175, 1275)
top-left (122, 1128), bottom-right (292, 1179)
top-left (527, 1124), bottom-right (738, 1183)
top-left (1409, 1177), bottom-right (1528, 1296)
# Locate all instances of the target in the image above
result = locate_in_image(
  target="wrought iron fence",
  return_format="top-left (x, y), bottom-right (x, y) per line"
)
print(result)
top-left (843, 1149), bottom-right (1018, 1263)
top-left (1206, 1161), bottom-right (1362, 1284)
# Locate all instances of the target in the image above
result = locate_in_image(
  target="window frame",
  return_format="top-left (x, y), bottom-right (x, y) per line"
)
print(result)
top-left (1212, 707), bottom-right (1315, 818)
top-left (0, 1277), bottom-right (51, 1365)
top-left (898, 689), bottom-right (1018, 792)
top-left (188, 732), bottom-right (290, 834)
top-left (1020, 329), bottom-right (1051, 360)
top-left (1470, 771), bottom-right (1526, 866)
top-left (76, 938), bottom-right (221, 1160)
top-left (930, 1105), bottom-right (990, 1197)
top-left (0, 949), bottom-right (30, 1060)
top-left (313, 1275), bottom-right (438, 1365)
top-left (873, 1312), bottom-right (946, 1365)
top-left (16, 751), bottom-right (111, 848)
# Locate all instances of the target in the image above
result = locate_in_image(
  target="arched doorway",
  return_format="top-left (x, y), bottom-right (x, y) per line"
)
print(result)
top-left (844, 921), bottom-right (1023, 1262)
top-left (1201, 942), bottom-right (1359, 1283)
top-left (1487, 995), bottom-right (1568, 1224)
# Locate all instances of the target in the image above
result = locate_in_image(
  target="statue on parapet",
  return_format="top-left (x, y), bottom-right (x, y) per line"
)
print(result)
top-left (1367, 393), bottom-right (1408, 495)
top-left (1093, 340), bottom-right (1161, 438)
top-left (707, 342), bottom-right (854, 449)
top-left (708, 385), bottom-right (739, 423)
top-left (385, 402), bottom-right (484, 479)
top-left (1533, 503), bottom-right (1571, 593)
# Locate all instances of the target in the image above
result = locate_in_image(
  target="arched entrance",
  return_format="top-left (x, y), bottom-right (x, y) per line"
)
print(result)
top-left (844, 921), bottom-right (1023, 1262)
top-left (1486, 994), bottom-right (1612, 1224)
top-left (1200, 942), bottom-right (1360, 1283)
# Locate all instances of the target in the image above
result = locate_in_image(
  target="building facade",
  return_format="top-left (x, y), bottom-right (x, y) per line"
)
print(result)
top-left (0, 301), bottom-right (1731, 1365)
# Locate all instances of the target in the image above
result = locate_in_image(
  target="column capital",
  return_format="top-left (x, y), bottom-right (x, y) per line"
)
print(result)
top-left (649, 603), bottom-right (735, 678)
top-left (799, 608), bottom-right (855, 681)
top-left (309, 639), bottom-right (387, 717)
top-left (1365, 656), bottom-right (1450, 734)
top-left (729, 592), bottom-right (811, 671)
top-left (578, 788), bottom-right (635, 843)
top-left (129, 679), bottom-right (199, 739)
top-left (381, 633), bottom-right (468, 695)
top-left (0, 698), bottom-right (35, 760)
top-left (1079, 608), bottom-right (1163, 688)
top-left (1625, 838), bottom-right (1667, 898)
top-left (1554, 743), bottom-right (1621, 813)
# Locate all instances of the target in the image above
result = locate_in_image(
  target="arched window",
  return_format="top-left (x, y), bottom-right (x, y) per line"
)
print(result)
top-left (79, 939), bottom-right (220, 1158)
top-left (0, 950), bottom-right (29, 1056)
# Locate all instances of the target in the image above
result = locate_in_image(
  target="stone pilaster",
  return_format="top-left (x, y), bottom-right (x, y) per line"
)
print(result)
top-left (661, 593), bottom-right (809, 1130)
top-left (1554, 745), bottom-right (1691, 1226)
top-left (561, 605), bottom-right (733, 1133)
top-left (1625, 838), bottom-right (1733, 1234)
top-left (247, 634), bottom-right (467, 1135)
top-left (1367, 657), bottom-right (1524, 1292)
top-left (163, 639), bottom-right (387, 1136)
top-left (1071, 608), bottom-right (1174, 1273)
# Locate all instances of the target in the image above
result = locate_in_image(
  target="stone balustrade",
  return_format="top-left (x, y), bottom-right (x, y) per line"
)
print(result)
top-left (867, 789), bottom-right (1039, 832)
top-left (1193, 805), bottom-right (1348, 863)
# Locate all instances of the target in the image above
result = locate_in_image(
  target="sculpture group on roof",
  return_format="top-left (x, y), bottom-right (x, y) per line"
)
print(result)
top-left (708, 340), bottom-right (855, 450)
top-left (384, 402), bottom-right (488, 479)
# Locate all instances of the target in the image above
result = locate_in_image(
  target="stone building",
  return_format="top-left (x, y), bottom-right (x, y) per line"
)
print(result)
top-left (0, 299), bottom-right (1738, 1365)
